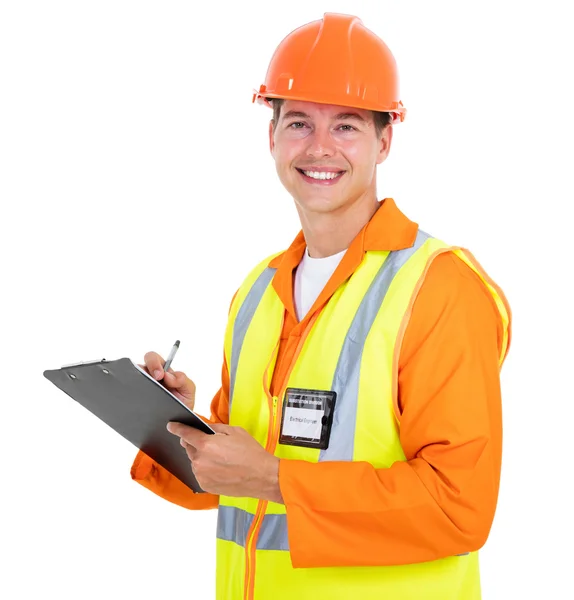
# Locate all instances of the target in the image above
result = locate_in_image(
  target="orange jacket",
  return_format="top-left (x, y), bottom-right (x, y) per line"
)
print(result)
top-left (132, 199), bottom-right (508, 567)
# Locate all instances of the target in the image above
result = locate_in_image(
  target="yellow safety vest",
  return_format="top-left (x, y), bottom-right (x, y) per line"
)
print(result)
top-left (216, 232), bottom-right (510, 600)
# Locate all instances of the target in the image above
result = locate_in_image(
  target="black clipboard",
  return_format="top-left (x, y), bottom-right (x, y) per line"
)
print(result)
top-left (43, 357), bottom-right (215, 493)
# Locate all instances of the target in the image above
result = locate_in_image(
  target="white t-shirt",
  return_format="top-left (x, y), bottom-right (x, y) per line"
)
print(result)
top-left (294, 246), bottom-right (347, 322)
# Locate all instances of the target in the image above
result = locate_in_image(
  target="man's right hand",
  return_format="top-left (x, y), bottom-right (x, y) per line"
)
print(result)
top-left (139, 351), bottom-right (196, 411)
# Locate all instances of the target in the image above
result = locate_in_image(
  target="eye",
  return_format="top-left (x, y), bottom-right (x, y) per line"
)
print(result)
top-left (287, 121), bottom-right (307, 129)
top-left (337, 124), bottom-right (356, 132)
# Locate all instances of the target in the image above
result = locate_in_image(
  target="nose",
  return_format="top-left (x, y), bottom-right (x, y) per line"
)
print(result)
top-left (305, 126), bottom-right (335, 159)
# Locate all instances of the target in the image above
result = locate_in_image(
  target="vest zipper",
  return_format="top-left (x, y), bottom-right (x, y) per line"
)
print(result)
top-left (244, 313), bottom-right (320, 600)
top-left (243, 395), bottom-right (278, 600)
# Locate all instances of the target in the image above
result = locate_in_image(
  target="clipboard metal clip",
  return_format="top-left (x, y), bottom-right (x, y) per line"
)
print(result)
top-left (61, 358), bottom-right (107, 368)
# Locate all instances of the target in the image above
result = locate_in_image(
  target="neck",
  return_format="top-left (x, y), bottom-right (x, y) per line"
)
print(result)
top-left (296, 194), bottom-right (380, 258)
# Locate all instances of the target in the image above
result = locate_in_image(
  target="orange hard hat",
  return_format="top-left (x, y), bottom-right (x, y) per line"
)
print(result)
top-left (253, 13), bottom-right (406, 123)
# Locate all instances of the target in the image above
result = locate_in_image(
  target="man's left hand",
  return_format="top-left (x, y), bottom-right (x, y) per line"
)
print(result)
top-left (166, 421), bottom-right (283, 503)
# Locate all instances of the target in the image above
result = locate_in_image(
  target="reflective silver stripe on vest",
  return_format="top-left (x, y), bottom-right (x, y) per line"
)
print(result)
top-left (255, 513), bottom-right (290, 551)
top-left (217, 505), bottom-right (252, 548)
top-left (229, 267), bottom-right (277, 413)
top-left (217, 505), bottom-right (289, 551)
top-left (319, 230), bottom-right (431, 462)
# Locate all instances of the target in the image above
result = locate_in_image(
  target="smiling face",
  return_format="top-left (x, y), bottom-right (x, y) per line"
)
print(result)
top-left (269, 100), bottom-right (392, 217)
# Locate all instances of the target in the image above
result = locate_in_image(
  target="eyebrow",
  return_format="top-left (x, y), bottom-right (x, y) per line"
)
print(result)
top-left (282, 110), bottom-right (367, 122)
top-left (334, 112), bottom-right (367, 122)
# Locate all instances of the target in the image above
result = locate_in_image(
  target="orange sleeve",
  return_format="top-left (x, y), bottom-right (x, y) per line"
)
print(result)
top-left (279, 252), bottom-right (507, 568)
top-left (130, 291), bottom-right (239, 509)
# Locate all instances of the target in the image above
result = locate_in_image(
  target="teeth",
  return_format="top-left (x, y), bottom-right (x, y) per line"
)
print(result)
top-left (302, 170), bottom-right (342, 180)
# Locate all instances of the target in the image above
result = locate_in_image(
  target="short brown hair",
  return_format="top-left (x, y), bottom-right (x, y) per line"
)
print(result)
top-left (270, 98), bottom-right (392, 137)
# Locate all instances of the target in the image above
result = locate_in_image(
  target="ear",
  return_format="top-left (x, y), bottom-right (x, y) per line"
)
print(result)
top-left (376, 124), bottom-right (393, 165)
top-left (269, 120), bottom-right (275, 156)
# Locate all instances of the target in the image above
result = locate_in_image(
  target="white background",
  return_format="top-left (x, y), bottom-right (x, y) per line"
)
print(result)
top-left (1, 1), bottom-right (572, 598)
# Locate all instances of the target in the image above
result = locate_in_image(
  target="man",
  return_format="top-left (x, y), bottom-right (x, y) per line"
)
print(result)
top-left (132, 13), bottom-right (511, 600)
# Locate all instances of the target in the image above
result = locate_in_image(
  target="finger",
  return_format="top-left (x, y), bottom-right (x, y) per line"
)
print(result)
top-left (138, 363), bottom-right (169, 376)
top-left (163, 370), bottom-right (196, 398)
top-left (184, 444), bottom-right (197, 462)
top-left (167, 422), bottom-right (206, 446)
top-left (180, 438), bottom-right (198, 458)
top-left (144, 351), bottom-right (166, 380)
top-left (209, 422), bottom-right (233, 435)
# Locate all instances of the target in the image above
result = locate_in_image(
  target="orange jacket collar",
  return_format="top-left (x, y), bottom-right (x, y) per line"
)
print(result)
top-left (269, 198), bottom-right (419, 324)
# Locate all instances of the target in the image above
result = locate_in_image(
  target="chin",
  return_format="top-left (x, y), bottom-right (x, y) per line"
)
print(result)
top-left (296, 194), bottom-right (346, 214)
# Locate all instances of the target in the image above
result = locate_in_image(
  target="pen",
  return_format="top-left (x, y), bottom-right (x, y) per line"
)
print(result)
top-left (163, 340), bottom-right (180, 374)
